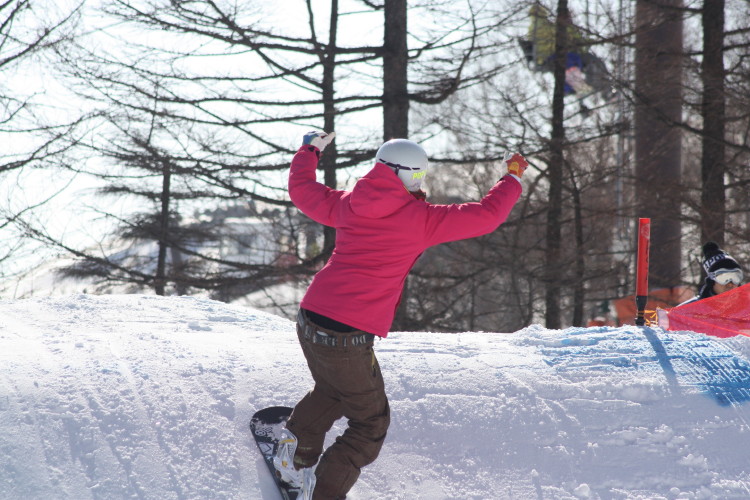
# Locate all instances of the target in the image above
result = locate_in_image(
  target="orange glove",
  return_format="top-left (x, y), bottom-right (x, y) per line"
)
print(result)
top-left (505, 152), bottom-right (528, 178)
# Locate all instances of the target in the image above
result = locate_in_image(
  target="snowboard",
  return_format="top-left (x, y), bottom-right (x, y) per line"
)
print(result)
top-left (250, 406), bottom-right (299, 500)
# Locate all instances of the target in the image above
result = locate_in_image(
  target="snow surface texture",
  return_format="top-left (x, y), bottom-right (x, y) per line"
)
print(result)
top-left (2, 294), bottom-right (750, 500)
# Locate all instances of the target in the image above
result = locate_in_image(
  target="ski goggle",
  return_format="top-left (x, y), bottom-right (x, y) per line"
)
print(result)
top-left (379, 158), bottom-right (423, 173)
top-left (708, 268), bottom-right (743, 286)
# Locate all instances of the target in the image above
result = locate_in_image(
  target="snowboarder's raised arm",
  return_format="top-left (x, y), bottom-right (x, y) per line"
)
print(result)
top-left (287, 131), bottom-right (344, 226)
top-left (422, 153), bottom-right (526, 246)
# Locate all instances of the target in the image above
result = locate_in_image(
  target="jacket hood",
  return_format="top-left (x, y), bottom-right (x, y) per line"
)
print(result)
top-left (349, 163), bottom-right (414, 218)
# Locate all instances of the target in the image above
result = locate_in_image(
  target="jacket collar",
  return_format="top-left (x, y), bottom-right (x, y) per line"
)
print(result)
top-left (349, 163), bottom-right (415, 218)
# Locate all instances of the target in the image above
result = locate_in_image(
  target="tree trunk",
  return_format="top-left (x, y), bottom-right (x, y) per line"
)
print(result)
top-left (384, 0), bottom-right (411, 330)
top-left (383, 0), bottom-right (409, 140)
top-left (634, 0), bottom-right (683, 289)
top-left (155, 157), bottom-right (171, 296)
top-left (545, 0), bottom-right (569, 329)
top-left (571, 175), bottom-right (585, 327)
top-left (170, 246), bottom-right (187, 296)
top-left (700, 0), bottom-right (726, 245)
top-left (321, 0), bottom-right (339, 254)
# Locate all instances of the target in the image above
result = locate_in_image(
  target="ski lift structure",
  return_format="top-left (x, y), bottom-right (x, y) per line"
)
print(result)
top-left (518, 3), bottom-right (615, 112)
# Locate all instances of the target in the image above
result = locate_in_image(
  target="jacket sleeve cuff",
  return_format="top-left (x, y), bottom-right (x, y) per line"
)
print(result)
top-left (503, 173), bottom-right (522, 184)
top-left (299, 144), bottom-right (321, 157)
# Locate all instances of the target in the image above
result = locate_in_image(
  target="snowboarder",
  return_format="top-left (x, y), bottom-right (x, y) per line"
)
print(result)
top-left (519, 4), bottom-right (612, 98)
top-left (680, 241), bottom-right (744, 305)
top-left (274, 131), bottom-right (526, 500)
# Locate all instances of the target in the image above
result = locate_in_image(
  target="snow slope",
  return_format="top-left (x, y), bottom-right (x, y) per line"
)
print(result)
top-left (2, 294), bottom-right (750, 499)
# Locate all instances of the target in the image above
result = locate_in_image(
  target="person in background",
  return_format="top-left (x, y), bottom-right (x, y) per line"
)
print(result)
top-left (680, 241), bottom-right (744, 306)
top-left (586, 300), bottom-right (615, 327)
top-left (273, 130), bottom-right (527, 500)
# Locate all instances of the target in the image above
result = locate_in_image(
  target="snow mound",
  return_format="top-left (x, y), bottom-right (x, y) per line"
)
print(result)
top-left (1, 294), bottom-right (750, 499)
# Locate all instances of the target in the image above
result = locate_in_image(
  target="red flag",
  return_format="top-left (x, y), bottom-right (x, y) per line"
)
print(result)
top-left (657, 284), bottom-right (750, 338)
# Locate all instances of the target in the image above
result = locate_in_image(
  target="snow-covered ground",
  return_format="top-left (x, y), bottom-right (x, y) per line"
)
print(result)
top-left (2, 294), bottom-right (750, 499)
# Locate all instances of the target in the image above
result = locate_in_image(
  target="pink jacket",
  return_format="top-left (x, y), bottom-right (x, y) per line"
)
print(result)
top-left (289, 145), bottom-right (522, 337)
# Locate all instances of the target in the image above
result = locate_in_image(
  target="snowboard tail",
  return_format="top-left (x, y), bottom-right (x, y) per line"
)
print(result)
top-left (250, 406), bottom-right (299, 500)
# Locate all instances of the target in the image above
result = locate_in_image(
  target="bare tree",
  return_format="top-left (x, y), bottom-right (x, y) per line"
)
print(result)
top-left (541, 0), bottom-right (573, 329)
top-left (23, 0), bottom-right (490, 301)
top-left (13, 0), bottom-right (747, 334)
top-left (634, 0), bottom-right (684, 289)
top-left (699, 0), bottom-right (726, 245)
top-left (383, 0), bottom-right (408, 140)
top-left (397, 0), bottom-right (750, 330)
top-left (1, 1), bottom-right (82, 172)
top-left (680, 0), bottom-right (750, 287)
top-left (399, 0), bottom-right (641, 330)
top-left (0, 1), bottom-right (82, 283)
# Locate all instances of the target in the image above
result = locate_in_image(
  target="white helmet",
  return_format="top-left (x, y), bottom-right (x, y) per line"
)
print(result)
top-left (375, 139), bottom-right (429, 192)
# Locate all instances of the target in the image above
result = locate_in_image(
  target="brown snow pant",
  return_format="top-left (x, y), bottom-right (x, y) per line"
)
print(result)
top-left (286, 310), bottom-right (390, 500)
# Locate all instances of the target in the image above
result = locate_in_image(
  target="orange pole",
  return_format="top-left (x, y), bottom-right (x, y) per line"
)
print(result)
top-left (635, 218), bottom-right (651, 326)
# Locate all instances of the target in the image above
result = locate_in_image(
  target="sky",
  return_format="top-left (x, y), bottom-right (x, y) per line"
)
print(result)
top-left (2, 293), bottom-right (750, 499)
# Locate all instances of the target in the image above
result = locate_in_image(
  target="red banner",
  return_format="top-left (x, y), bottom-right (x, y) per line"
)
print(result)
top-left (657, 284), bottom-right (750, 338)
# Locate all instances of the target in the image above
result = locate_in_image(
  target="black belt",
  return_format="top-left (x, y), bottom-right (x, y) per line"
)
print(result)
top-left (297, 310), bottom-right (374, 347)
